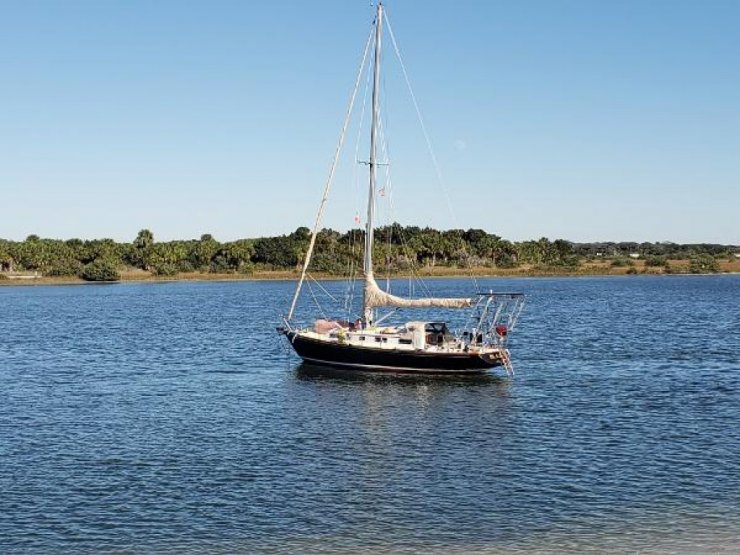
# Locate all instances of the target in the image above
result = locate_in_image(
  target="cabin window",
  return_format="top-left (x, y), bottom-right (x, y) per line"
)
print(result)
top-left (399, 339), bottom-right (412, 345)
top-left (375, 337), bottom-right (382, 343)
top-left (359, 336), bottom-right (366, 341)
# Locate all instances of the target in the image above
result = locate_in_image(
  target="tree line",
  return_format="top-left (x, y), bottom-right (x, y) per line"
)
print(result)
top-left (0, 226), bottom-right (737, 281)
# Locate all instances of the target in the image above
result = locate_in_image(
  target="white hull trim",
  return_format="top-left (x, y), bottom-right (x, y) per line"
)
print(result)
top-left (301, 356), bottom-right (490, 374)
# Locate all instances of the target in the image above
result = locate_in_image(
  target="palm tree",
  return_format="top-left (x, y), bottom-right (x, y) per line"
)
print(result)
top-left (132, 229), bottom-right (155, 270)
top-left (134, 229), bottom-right (154, 250)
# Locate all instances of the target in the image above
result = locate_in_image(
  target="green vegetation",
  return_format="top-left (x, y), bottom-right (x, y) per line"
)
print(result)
top-left (644, 255), bottom-right (668, 267)
top-left (610, 257), bottom-right (633, 268)
top-left (689, 254), bottom-right (720, 274)
top-left (81, 260), bottom-right (121, 282)
top-left (0, 227), bottom-right (737, 281)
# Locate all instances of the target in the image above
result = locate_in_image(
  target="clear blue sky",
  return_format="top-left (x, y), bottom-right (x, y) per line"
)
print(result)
top-left (1, 0), bottom-right (738, 244)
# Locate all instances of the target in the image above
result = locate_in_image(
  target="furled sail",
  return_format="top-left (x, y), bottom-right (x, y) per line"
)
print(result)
top-left (364, 274), bottom-right (473, 309)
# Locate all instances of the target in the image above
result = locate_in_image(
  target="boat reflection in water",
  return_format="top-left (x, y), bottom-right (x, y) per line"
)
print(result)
top-left (292, 361), bottom-right (516, 484)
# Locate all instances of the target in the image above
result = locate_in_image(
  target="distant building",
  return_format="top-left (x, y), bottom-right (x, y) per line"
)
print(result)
top-left (629, 253), bottom-right (640, 259)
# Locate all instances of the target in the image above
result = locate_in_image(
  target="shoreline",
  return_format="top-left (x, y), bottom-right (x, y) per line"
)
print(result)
top-left (2, 262), bottom-right (739, 287)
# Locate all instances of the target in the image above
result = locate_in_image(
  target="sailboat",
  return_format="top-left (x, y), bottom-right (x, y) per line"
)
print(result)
top-left (278, 3), bottom-right (524, 375)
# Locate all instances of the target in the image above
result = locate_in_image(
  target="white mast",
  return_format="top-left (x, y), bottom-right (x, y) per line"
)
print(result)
top-left (363, 2), bottom-right (383, 325)
top-left (289, 3), bottom-right (472, 327)
top-left (361, 2), bottom-right (472, 320)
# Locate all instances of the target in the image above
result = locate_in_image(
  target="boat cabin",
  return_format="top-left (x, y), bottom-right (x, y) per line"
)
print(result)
top-left (311, 319), bottom-right (459, 351)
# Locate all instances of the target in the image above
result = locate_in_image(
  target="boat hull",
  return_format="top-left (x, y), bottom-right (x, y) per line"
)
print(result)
top-left (282, 331), bottom-right (502, 374)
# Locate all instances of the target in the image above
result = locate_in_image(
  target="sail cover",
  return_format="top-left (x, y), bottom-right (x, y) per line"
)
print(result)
top-left (364, 274), bottom-right (473, 309)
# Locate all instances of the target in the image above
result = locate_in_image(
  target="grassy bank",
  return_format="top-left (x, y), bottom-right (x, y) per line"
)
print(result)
top-left (2, 258), bottom-right (739, 286)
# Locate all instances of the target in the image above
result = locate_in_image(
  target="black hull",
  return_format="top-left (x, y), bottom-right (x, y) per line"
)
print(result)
top-left (282, 331), bottom-right (502, 374)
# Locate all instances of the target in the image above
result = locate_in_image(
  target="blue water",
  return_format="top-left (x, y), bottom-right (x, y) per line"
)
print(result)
top-left (1, 275), bottom-right (739, 554)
